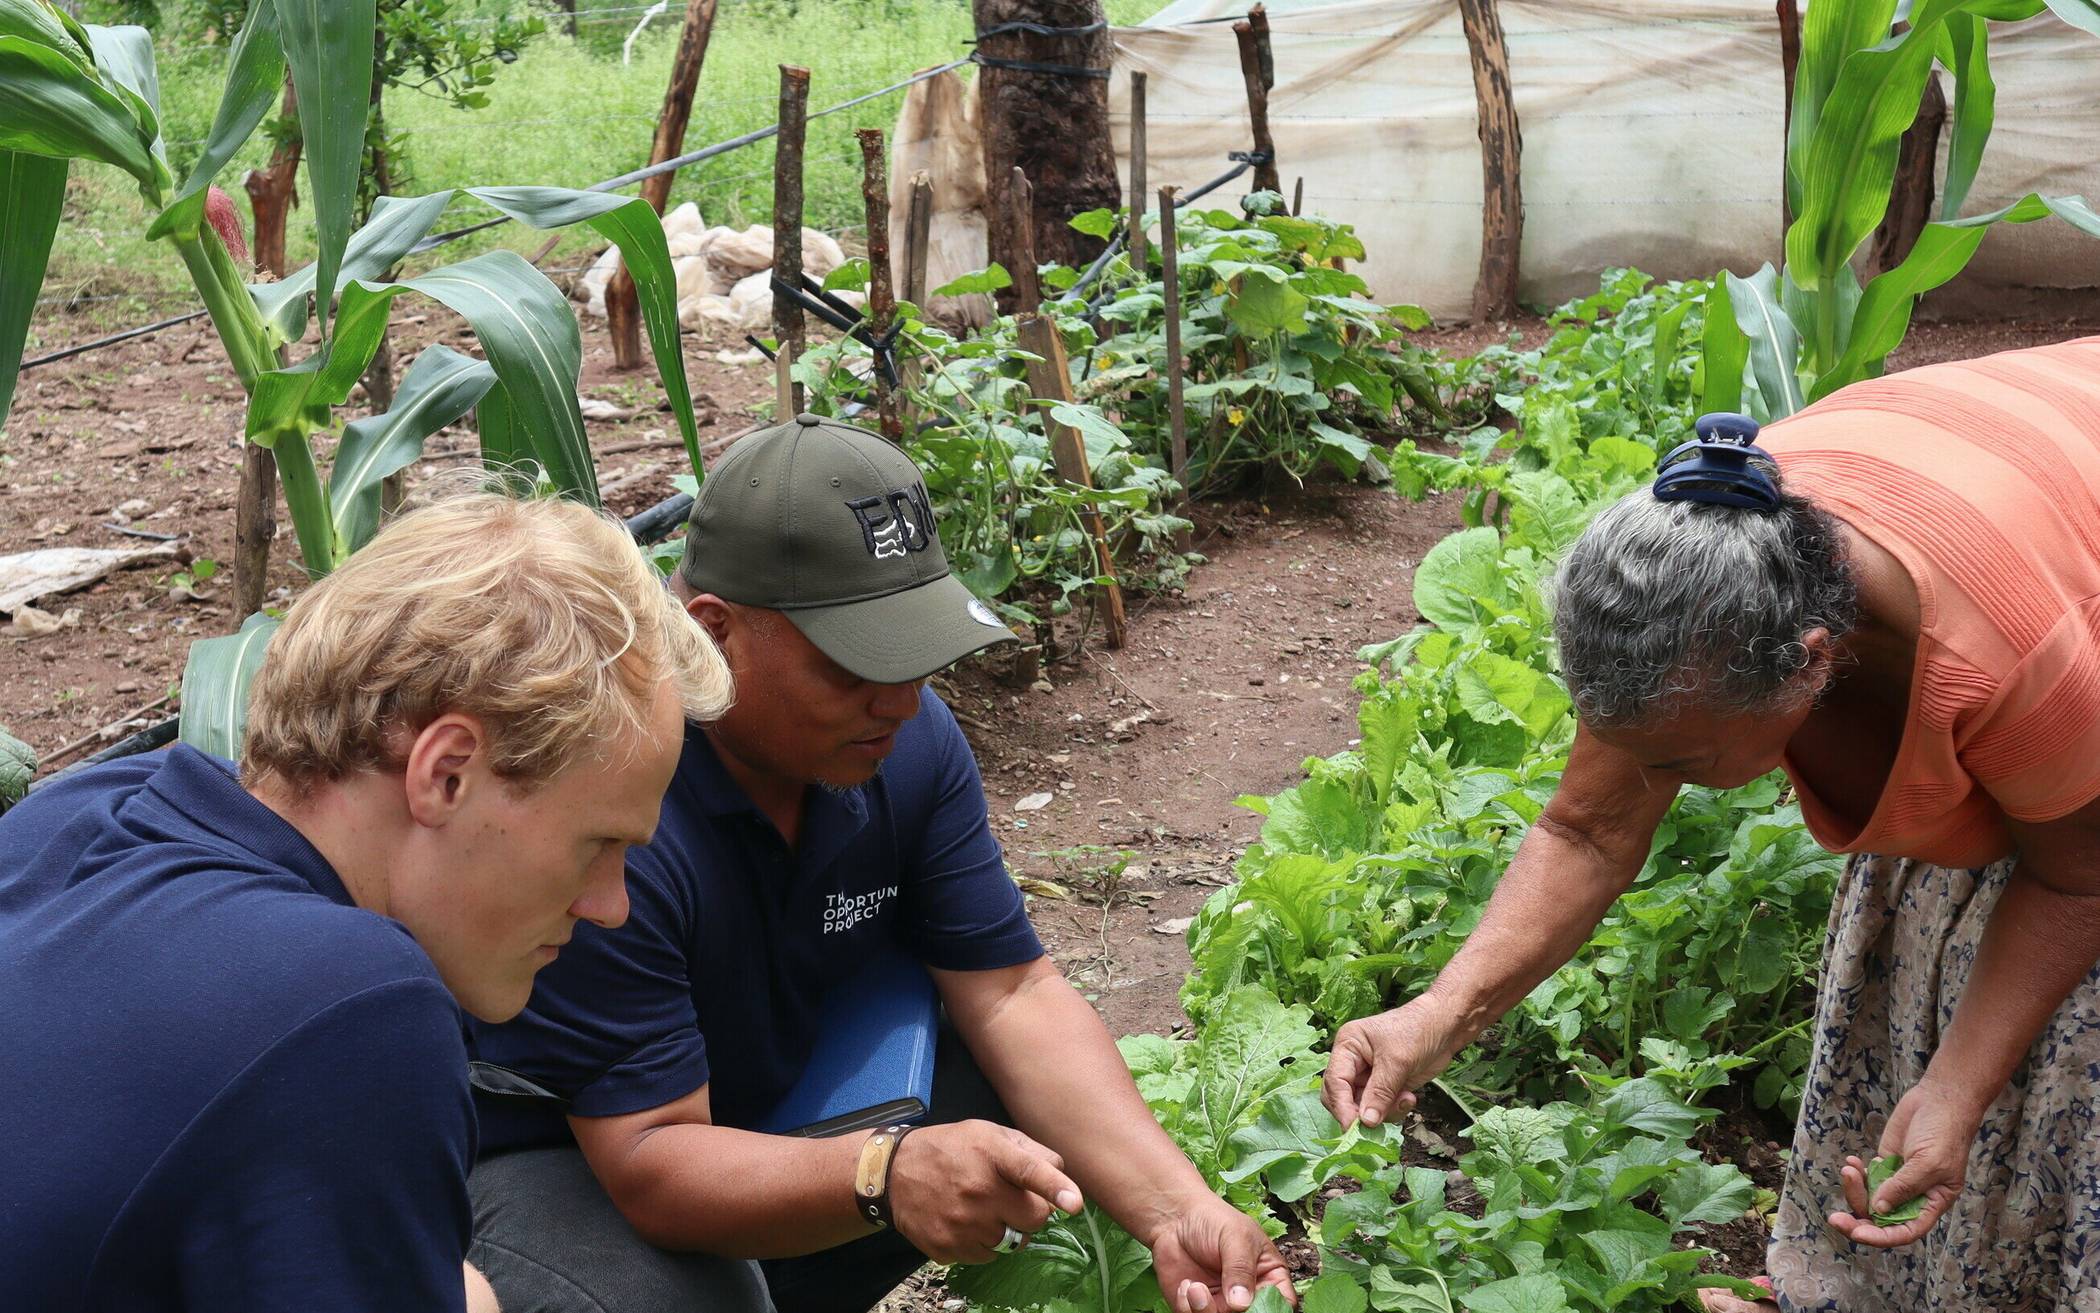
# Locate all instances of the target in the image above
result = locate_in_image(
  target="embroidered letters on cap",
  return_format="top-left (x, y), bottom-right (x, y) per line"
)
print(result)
top-left (846, 484), bottom-right (937, 560)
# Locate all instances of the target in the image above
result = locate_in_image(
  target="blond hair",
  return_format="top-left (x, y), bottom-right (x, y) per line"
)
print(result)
top-left (244, 490), bottom-right (731, 793)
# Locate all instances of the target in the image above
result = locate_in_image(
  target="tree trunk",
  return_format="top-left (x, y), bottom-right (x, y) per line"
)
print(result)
top-left (972, 0), bottom-right (1119, 311)
top-left (243, 77), bottom-right (302, 278)
top-left (1458, 0), bottom-right (1522, 322)
top-left (1869, 69), bottom-right (1947, 276)
top-left (609, 0), bottom-right (719, 370)
top-left (1778, 0), bottom-right (1801, 239)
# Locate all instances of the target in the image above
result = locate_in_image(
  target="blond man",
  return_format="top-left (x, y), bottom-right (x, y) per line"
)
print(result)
top-left (0, 493), bottom-right (731, 1313)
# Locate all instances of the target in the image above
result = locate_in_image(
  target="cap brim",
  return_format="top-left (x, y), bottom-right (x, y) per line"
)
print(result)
top-left (783, 573), bottom-right (1017, 683)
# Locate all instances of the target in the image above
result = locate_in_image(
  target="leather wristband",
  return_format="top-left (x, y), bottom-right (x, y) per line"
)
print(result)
top-left (853, 1123), bottom-right (916, 1230)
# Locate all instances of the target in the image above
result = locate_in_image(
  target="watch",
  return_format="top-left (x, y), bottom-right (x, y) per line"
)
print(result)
top-left (853, 1123), bottom-right (917, 1229)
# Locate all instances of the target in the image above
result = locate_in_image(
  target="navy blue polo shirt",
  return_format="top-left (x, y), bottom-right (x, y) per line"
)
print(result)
top-left (0, 746), bottom-right (475, 1311)
top-left (472, 687), bottom-right (1042, 1148)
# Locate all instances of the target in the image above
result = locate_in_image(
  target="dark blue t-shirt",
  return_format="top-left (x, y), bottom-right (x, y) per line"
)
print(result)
top-left (473, 688), bottom-right (1042, 1147)
top-left (0, 746), bottom-right (475, 1311)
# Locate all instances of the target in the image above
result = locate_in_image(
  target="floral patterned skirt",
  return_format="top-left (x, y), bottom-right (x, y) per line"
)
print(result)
top-left (1769, 853), bottom-right (2100, 1313)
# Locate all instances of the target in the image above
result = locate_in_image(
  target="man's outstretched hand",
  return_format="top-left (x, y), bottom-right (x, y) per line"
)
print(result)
top-left (1149, 1195), bottom-right (1297, 1313)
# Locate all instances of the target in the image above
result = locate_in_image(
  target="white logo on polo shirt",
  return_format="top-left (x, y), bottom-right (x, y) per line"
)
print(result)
top-left (823, 885), bottom-right (898, 934)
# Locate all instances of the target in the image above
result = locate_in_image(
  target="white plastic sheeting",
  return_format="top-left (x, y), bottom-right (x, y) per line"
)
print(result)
top-left (1111, 0), bottom-right (2100, 318)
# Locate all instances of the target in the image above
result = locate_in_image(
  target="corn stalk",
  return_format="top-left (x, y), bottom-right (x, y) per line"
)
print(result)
top-left (0, 0), bottom-right (706, 757)
top-left (1698, 0), bottom-right (2100, 419)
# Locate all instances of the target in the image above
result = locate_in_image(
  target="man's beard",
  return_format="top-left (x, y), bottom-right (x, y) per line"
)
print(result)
top-left (818, 758), bottom-right (884, 796)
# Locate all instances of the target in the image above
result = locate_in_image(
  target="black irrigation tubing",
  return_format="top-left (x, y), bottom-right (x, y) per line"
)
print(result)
top-left (1063, 152), bottom-right (1266, 310)
top-left (21, 309), bottom-right (210, 371)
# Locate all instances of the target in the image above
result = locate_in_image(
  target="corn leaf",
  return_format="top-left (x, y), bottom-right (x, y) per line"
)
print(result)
top-left (0, 34), bottom-right (157, 190)
top-left (2042, 0), bottom-right (2100, 35)
top-left (178, 611), bottom-right (281, 759)
top-left (80, 22), bottom-right (162, 162)
top-left (330, 344), bottom-right (497, 555)
top-left (1697, 277), bottom-right (1748, 416)
top-left (467, 185), bottom-right (702, 478)
top-left (250, 189), bottom-right (453, 345)
top-left (476, 382), bottom-right (523, 479)
top-left (0, 149), bottom-right (66, 425)
top-left (0, 0), bottom-right (89, 58)
top-left (272, 0), bottom-right (375, 338)
top-left (147, 1), bottom-right (282, 242)
top-left (1937, 16), bottom-right (1993, 220)
top-left (1786, 0), bottom-right (1898, 216)
top-left (1814, 192), bottom-right (2100, 401)
top-left (1725, 265), bottom-right (1804, 419)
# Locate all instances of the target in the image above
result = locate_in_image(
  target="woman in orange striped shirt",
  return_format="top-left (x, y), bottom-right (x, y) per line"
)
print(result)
top-left (1322, 336), bottom-right (2100, 1312)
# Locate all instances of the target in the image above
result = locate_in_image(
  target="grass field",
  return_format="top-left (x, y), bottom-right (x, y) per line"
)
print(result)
top-left (36, 0), bottom-right (1168, 337)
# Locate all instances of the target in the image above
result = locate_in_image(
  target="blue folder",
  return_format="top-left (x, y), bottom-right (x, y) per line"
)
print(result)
top-left (750, 948), bottom-right (939, 1138)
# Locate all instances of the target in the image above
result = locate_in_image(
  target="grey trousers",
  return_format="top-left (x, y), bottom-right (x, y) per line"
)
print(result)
top-left (468, 1036), bottom-right (1009, 1313)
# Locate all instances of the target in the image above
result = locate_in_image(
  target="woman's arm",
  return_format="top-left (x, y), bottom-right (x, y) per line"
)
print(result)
top-left (1831, 796), bottom-right (2100, 1245)
top-left (1323, 726), bottom-right (1678, 1126)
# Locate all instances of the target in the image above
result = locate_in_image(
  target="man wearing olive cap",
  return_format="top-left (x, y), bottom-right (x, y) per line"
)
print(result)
top-left (467, 416), bottom-right (1294, 1313)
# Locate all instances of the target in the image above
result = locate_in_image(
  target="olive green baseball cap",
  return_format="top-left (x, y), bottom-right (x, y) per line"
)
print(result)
top-left (678, 414), bottom-right (1016, 683)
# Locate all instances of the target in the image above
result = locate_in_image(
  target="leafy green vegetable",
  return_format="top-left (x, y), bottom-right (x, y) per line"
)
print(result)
top-left (1866, 1154), bottom-right (1926, 1225)
top-left (0, 725), bottom-right (32, 814)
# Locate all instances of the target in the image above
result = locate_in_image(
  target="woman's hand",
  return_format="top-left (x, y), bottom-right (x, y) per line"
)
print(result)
top-left (1322, 995), bottom-right (1467, 1128)
top-left (1827, 1077), bottom-right (1983, 1247)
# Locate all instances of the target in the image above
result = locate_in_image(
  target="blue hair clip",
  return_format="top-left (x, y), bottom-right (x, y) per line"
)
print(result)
top-left (1652, 412), bottom-right (1780, 510)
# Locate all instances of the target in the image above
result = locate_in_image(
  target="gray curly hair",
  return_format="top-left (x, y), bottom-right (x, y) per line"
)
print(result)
top-left (1550, 461), bottom-right (1857, 727)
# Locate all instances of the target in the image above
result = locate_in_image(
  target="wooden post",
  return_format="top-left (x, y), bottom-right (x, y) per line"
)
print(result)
top-left (233, 448), bottom-right (277, 618)
top-left (1778, 0), bottom-right (1801, 238)
top-left (972, 0), bottom-right (1120, 303)
top-left (1158, 185), bottom-right (1187, 492)
top-left (243, 76), bottom-right (301, 277)
top-left (1233, 7), bottom-right (1281, 195)
top-left (1010, 166), bottom-right (1041, 310)
top-left (1016, 315), bottom-right (1128, 649)
top-left (1128, 71), bottom-right (1148, 273)
top-left (1458, 0), bottom-right (1522, 322)
top-left (904, 172), bottom-right (934, 306)
top-left (772, 64), bottom-right (811, 415)
top-left (859, 128), bottom-right (902, 443)
top-left (1291, 175), bottom-right (1304, 216)
top-left (608, 0), bottom-right (720, 371)
top-left (900, 171), bottom-right (933, 415)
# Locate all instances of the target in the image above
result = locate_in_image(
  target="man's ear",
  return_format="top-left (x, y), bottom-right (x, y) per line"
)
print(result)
top-left (403, 715), bottom-right (489, 828)
top-left (686, 593), bottom-right (736, 648)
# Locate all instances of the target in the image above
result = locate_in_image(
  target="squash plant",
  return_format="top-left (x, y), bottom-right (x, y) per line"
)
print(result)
top-left (1701, 0), bottom-right (2100, 418)
top-left (0, 0), bottom-right (702, 756)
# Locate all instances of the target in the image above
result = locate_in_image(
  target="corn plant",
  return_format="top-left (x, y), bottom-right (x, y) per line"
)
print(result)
top-left (0, 0), bottom-right (702, 756)
top-left (1701, 0), bottom-right (2100, 419)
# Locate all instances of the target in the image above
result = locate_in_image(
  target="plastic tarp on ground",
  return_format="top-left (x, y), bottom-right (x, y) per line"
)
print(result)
top-left (1112, 1), bottom-right (2100, 319)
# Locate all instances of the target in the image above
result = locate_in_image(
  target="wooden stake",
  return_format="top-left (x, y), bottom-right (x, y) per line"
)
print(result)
top-left (1233, 7), bottom-right (1281, 195)
top-left (609, 0), bottom-right (720, 371)
top-left (1159, 185), bottom-right (1187, 493)
top-left (233, 447), bottom-right (277, 618)
top-left (1291, 175), bottom-right (1304, 216)
top-left (859, 128), bottom-right (902, 443)
top-left (242, 76), bottom-right (301, 277)
top-left (1778, 0), bottom-right (1801, 238)
top-left (904, 171), bottom-right (934, 307)
top-left (1009, 166), bottom-right (1040, 310)
top-left (772, 65), bottom-right (811, 414)
top-left (900, 171), bottom-right (933, 415)
top-left (1128, 71), bottom-right (1149, 274)
top-left (1016, 315), bottom-right (1127, 650)
top-left (774, 342), bottom-right (796, 420)
top-left (1458, 0), bottom-right (1522, 322)
top-left (1870, 70), bottom-right (1946, 275)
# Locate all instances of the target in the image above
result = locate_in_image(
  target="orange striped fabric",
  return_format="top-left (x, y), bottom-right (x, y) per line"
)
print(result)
top-left (1758, 335), bottom-right (2100, 867)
